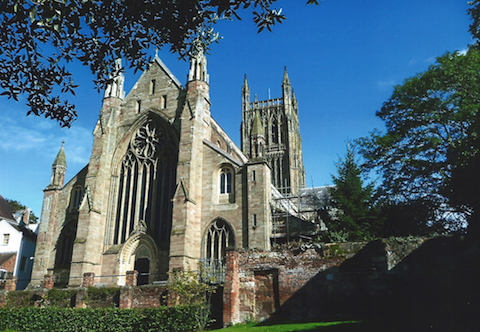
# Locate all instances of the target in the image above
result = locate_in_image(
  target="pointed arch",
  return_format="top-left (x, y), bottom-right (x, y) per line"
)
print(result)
top-left (118, 231), bottom-right (159, 286)
top-left (200, 218), bottom-right (235, 284)
top-left (106, 111), bottom-right (179, 247)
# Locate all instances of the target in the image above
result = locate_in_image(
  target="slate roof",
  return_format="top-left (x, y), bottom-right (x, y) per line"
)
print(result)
top-left (0, 194), bottom-right (15, 221)
top-left (0, 195), bottom-right (37, 240)
top-left (0, 252), bottom-right (16, 266)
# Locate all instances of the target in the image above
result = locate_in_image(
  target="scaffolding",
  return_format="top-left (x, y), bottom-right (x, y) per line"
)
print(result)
top-left (270, 184), bottom-right (330, 246)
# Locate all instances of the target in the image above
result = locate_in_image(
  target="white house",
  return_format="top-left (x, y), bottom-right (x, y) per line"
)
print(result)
top-left (0, 195), bottom-right (38, 290)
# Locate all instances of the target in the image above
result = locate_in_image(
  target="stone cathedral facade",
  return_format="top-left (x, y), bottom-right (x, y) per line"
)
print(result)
top-left (29, 51), bottom-right (306, 288)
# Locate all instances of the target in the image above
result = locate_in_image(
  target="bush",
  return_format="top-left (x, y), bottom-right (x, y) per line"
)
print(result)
top-left (5, 291), bottom-right (42, 308)
top-left (45, 288), bottom-right (76, 308)
top-left (0, 306), bottom-right (202, 332)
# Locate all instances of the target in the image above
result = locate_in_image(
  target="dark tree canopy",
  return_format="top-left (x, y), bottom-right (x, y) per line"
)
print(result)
top-left (0, 0), bottom-right (318, 127)
top-left (357, 49), bottom-right (480, 234)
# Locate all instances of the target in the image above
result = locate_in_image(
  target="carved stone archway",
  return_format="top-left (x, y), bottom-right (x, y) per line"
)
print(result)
top-left (118, 229), bottom-right (158, 286)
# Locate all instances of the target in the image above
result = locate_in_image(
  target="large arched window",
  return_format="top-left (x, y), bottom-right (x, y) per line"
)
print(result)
top-left (220, 168), bottom-right (232, 194)
top-left (112, 118), bottom-right (177, 245)
top-left (201, 219), bottom-right (235, 284)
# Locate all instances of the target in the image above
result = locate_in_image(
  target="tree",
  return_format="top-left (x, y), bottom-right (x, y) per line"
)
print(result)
top-left (5, 198), bottom-right (38, 223)
top-left (357, 49), bottom-right (480, 235)
top-left (323, 144), bottom-right (379, 242)
top-left (0, 0), bottom-right (317, 127)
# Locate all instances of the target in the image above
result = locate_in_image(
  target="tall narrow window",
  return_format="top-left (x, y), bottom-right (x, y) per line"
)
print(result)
top-left (71, 186), bottom-right (83, 209)
top-left (220, 168), bottom-right (232, 194)
top-left (136, 100), bottom-right (142, 113)
top-left (272, 120), bottom-right (279, 144)
top-left (162, 95), bottom-right (167, 108)
top-left (150, 79), bottom-right (156, 95)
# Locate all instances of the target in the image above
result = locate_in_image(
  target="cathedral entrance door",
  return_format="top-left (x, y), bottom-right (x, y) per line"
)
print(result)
top-left (134, 258), bottom-right (150, 286)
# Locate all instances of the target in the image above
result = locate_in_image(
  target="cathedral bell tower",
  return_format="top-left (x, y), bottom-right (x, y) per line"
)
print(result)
top-left (241, 68), bottom-right (306, 195)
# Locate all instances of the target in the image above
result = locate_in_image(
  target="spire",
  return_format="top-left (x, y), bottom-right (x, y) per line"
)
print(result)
top-left (242, 74), bottom-right (250, 104)
top-left (47, 141), bottom-right (67, 189)
top-left (53, 140), bottom-right (67, 167)
top-left (251, 111), bottom-right (264, 136)
top-left (283, 66), bottom-right (290, 85)
top-left (243, 74), bottom-right (249, 94)
top-left (250, 111), bottom-right (266, 160)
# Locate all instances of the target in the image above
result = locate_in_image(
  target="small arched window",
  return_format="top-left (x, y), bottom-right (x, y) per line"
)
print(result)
top-left (220, 168), bottom-right (232, 194)
top-left (71, 186), bottom-right (83, 209)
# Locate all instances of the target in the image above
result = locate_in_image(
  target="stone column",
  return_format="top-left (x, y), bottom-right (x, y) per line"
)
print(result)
top-left (42, 275), bottom-right (55, 289)
top-left (82, 273), bottom-right (95, 287)
top-left (223, 248), bottom-right (239, 326)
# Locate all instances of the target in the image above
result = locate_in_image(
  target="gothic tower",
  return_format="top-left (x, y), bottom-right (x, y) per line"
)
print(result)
top-left (241, 68), bottom-right (306, 195)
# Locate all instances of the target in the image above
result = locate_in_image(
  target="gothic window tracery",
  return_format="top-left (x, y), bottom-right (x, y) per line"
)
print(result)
top-left (112, 119), bottom-right (176, 245)
top-left (201, 219), bottom-right (235, 284)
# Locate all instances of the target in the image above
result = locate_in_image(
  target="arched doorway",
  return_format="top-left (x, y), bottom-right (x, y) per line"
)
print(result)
top-left (119, 233), bottom-right (158, 286)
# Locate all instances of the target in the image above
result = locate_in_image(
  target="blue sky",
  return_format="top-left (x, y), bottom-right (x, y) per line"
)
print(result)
top-left (0, 0), bottom-right (474, 217)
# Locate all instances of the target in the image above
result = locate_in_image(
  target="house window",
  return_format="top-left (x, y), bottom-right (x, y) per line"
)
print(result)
top-left (20, 256), bottom-right (27, 272)
top-left (2, 234), bottom-right (9, 245)
top-left (220, 168), bottom-right (232, 194)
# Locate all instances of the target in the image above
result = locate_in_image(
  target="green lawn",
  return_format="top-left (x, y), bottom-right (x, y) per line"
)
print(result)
top-left (221, 321), bottom-right (362, 332)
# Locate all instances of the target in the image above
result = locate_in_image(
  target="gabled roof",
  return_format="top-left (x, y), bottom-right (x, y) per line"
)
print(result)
top-left (0, 195), bottom-right (15, 221)
top-left (153, 56), bottom-right (184, 89)
top-left (0, 195), bottom-right (37, 240)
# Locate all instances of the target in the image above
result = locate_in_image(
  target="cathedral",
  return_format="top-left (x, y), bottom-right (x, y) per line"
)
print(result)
top-left (30, 49), bottom-right (307, 288)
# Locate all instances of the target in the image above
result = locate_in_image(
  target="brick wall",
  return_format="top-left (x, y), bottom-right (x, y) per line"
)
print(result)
top-left (0, 253), bottom-right (17, 273)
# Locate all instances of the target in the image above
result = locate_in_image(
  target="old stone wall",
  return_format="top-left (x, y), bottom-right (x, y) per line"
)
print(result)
top-left (224, 237), bottom-right (443, 325)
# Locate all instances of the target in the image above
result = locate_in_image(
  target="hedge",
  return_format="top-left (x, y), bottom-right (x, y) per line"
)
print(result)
top-left (0, 306), bottom-right (204, 332)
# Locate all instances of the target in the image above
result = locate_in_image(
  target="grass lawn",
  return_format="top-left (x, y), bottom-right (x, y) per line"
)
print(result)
top-left (221, 321), bottom-right (363, 332)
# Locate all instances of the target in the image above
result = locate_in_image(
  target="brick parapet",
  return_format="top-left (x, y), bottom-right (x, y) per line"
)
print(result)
top-left (82, 273), bottom-right (95, 287)
top-left (42, 275), bottom-right (55, 289)
top-left (125, 270), bottom-right (138, 286)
